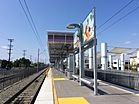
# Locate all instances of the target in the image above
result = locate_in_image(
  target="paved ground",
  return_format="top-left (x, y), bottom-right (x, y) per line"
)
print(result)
top-left (52, 69), bottom-right (139, 104)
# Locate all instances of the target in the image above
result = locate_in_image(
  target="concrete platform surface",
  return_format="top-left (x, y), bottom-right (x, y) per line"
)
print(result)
top-left (52, 69), bottom-right (139, 104)
top-left (34, 69), bottom-right (54, 104)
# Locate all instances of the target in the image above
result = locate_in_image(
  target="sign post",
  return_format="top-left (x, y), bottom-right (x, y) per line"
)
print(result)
top-left (66, 7), bottom-right (97, 95)
top-left (93, 8), bottom-right (97, 95)
top-left (82, 8), bottom-right (97, 95)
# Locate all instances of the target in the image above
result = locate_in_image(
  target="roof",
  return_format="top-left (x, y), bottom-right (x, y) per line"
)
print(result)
top-left (110, 47), bottom-right (132, 54)
top-left (48, 31), bottom-right (74, 63)
top-left (126, 48), bottom-right (139, 55)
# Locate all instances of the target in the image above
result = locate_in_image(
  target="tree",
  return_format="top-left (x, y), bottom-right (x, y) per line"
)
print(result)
top-left (13, 59), bottom-right (20, 67)
top-left (13, 57), bottom-right (31, 68)
top-left (1, 60), bottom-right (13, 69)
top-left (7, 61), bottom-right (13, 69)
top-left (1, 60), bottom-right (8, 68)
top-left (20, 58), bottom-right (31, 67)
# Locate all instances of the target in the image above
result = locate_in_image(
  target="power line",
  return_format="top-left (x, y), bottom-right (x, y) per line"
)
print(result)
top-left (18, 0), bottom-right (45, 50)
top-left (23, 0), bottom-right (45, 49)
top-left (14, 49), bottom-right (23, 55)
top-left (97, 6), bottom-right (139, 35)
top-left (97, 0), bottom-right (135, 29)
top-left (39, 49), bottom-right (46, 55)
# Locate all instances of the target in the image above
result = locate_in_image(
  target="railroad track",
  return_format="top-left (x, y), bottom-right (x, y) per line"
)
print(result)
top-left (0, 74), bottom-right (18, 83)
top-left (0, 68), bottom-right (37, 90)
top-left (0, 74), bottom-right (22, 91)
top-left (3, 69), bottom-right (46, 104)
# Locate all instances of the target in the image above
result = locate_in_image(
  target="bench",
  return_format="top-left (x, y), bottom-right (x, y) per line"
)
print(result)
top-left (72, 75), bottom-right (79, 81)
top-left (80, 78), bottom-right (93, 86)
top-left (72, 75), bottom-right (99, 87)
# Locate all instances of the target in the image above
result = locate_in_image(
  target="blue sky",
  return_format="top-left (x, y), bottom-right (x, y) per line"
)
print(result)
top-left (0, 0), bottom-right (139, 63)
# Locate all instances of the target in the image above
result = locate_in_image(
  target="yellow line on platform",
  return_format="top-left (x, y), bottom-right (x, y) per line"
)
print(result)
top-left (45, 67), bottom-right (50, 78)
top-left (52, 78), bottom-right (59, 104)
top-left (53, 78), bottom-right (65, 81)
top-left (58, 97), bottom-right (89, 104)
top-left (51, 71), bottom-right (89, 104)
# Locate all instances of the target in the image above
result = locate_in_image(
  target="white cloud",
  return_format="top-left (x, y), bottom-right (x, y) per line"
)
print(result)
top-left (0, 46), bottom-right (8, 49)
top-left (124, 41), bottom-right (131, 45)
top-left (131, 33), bottom-right (138, 36)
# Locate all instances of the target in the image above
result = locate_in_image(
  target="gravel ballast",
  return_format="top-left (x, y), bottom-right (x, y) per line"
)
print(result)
top-left (0, 69), bottom-right (46, 104)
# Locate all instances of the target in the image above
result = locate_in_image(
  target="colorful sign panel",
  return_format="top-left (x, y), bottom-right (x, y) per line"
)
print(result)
top-left (82, 9), bottom-right (95, 44)
top-left (48, 34), bottom-right (73, 43)
top-left (74, 31), bottom-right (79, 48)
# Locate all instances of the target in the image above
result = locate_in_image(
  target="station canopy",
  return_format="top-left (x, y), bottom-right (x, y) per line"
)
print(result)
top-left (110, 47), bottom-right (132, 54)
top-left (48, 31), bottom-right (74, 63)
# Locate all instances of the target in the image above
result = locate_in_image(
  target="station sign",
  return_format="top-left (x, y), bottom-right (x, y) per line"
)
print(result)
top-left (82, 9), bottom-right (95, 45)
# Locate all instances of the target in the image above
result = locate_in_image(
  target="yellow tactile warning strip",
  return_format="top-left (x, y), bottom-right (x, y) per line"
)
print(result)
top-left (52, 74), bottom-right (89, 104)
top-left (53, 78), bottom-right (65, 81)
top-left (52, 78), bottom-right (59, 104)
top-left (136, 94), bottom-right (139, 96)
top-left (58, 97), bottom-right (89, 104)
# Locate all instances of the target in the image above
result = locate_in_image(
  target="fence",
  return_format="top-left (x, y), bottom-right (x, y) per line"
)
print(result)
top-left (0, 67), bottom-right (44, 90)
top-left (85, 69), bottom-right (139, 90)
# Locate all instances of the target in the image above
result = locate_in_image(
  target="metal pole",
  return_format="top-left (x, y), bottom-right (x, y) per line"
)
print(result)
top-left (89, 48), bottom-right (93, 69)
top-left (128, 60), bottom-right (130, 71)
top-left (93, 8), bottom-right (97, 95)
top-left (117, 59), bottom-right (119, 70)
top-left (121, 53), bottom-right (125, 71)
top-left (30, 55), bottom-right (32, 62)
top-left (79, 24), bottom-right (84, 86)
top-left (73, 53), bottom-right (75, 75)
top-left (101, 43), bottom-right (107, 70)
top-left (137, 51), bottom-right (139, 71)
top-left (109, 55), bottom-right (113, 69)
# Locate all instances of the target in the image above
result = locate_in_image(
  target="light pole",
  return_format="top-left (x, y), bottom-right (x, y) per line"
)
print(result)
top-left (93, 8), bottom-right (97, 95)
top-left (66, 18), bottom-right (98, 95)
top-left (67, 23), bottom-right (84, 86)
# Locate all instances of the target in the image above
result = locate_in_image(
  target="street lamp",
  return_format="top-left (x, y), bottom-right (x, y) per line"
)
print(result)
top-left (66, 8), bottom-right (97, 96)
top-left (66, 24), bottom-right (80, 29)
top-left (66, 23), bottom-right (84, 86)
top-left (67, 21), bottom-right (97, 95)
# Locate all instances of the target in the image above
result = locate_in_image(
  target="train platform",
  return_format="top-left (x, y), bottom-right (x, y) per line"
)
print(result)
top-left (34, 68), bottom-right (54, 104)
top-left (35, 68), bottom-right (139, 104)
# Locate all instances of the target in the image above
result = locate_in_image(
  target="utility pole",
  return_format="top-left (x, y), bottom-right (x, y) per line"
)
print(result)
top-left (8, 39), bottom-right (14, 62)
top-left (44, 58), bottom-right (46, 64)
top-left (35, 57), bottom-right (36, 63)
top-left (37, 48), bottom-right (40, 72)
top-left (30, 55), bottom-right (32, 62)
top-left (23, 50), bottom-right (26, 58)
